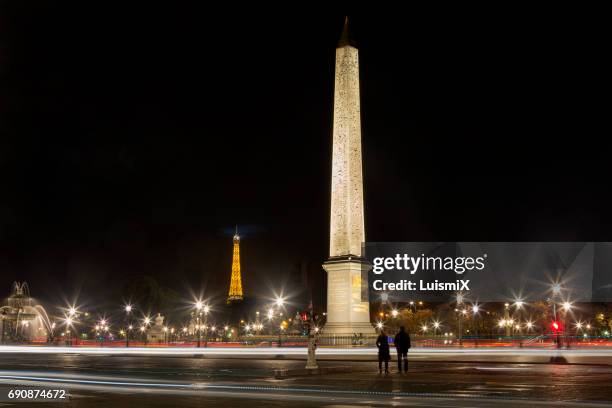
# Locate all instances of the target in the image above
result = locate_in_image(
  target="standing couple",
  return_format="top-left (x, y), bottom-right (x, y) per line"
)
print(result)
top-left (376, 326), bottom-right (411, 374)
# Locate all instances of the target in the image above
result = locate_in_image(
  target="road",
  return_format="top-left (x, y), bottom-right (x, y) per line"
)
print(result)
top-left (1, 353), bottom-right (612, 407)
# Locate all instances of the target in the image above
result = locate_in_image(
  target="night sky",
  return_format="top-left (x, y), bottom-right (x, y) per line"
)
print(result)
top-left (1, 5), bottom-right (610, 311)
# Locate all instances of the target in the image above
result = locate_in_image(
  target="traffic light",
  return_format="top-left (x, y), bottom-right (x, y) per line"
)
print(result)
top-left (551, 320), bottom-right (561, 332)
top-left (300, 311), bottom-right (309, 322)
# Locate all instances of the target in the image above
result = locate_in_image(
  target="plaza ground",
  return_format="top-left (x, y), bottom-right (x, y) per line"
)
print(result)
top-left (2, 349), bottom-right (612, 406)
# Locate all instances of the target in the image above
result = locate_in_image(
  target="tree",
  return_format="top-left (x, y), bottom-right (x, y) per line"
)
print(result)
top-left (122, 276), bottom-right (180, 314)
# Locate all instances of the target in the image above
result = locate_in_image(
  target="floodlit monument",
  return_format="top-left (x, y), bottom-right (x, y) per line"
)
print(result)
top-left (227, 227), bottom-right (244, 304)
top-left (147, 313), bottom-right (166, 343)
top-left (323, 18), bottom-right (374, 335)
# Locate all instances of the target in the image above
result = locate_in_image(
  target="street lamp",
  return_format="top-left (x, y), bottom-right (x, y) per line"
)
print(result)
top-left (142, 316), bottom-right (151, 346)
top-left (202, 305), bottom-right (210, 347)
top-left (124, 304), bottom-right (133, 347)
top-left (561, 301), bottom-right (573, 348)
top-left (275, 297), bottom-right (285, 308)
top-left (471, 304), bottom-right (480, 347)
top-left (194, 301), bottom-right (205, 348)
top-left (454, 292), bottom-right (467, 347)
top-left (64, 316), bottom-right (74, 346)
top-left (97, 319), bottom-right (108, 347)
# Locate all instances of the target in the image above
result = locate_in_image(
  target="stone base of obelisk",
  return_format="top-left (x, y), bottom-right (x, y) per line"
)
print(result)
top-left (322, 257), bottom-right (375, 335)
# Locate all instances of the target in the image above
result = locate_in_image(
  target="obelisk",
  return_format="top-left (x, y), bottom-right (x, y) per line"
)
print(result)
top-left (323, 17), bottom-right (374, 335)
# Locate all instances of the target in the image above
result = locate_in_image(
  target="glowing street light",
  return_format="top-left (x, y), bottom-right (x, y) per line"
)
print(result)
top-left (63, 316), bottom-right (75, 347)
top-left (561, 301), bottom-right (573, 312)
top-left (275, 297), bottom-right (285, 307)
top-left (124, 304), bottom-right (133, 347)
top-left (471, 304), bottom-right (481, 347)
top-left (193, 302), bottom-right (206, 348)
top-left (391, 309), bottom-right (399, 318)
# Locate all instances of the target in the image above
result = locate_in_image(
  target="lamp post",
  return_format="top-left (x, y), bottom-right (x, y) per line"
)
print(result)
top-left (195, 301), bottom-right (203, 348)
top-left (124, 304), bottom-right (133, 347)
top-left (561, 301), bottom-right (572, 348)
top-left (64, 316), bottom-right (74, 347)
top-left (98, 319), bottom-right (107, 347)
top-left (454, 293), bottom-right (466, 347)
top-left (391, 309), bottom-right (399, 334)
top-left (504, 303), bottom-right (511, 337)
top-left (203, 305), bottom-right (210, 347)
top-left (143, 316), bottom-right (151, 346)
top-left (549, 282), bottom-right (563, 348)
top-left (472, 304), bottom-right (480, 348)
top-left (459, 309), bottom-right (467, 346)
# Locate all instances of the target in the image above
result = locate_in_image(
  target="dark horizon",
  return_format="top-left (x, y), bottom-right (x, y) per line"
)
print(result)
top-left (1, 7), bottom-right (610, 311)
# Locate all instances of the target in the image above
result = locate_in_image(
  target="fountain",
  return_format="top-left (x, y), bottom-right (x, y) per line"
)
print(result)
top-left (0, 282), bottom-right (54, 343)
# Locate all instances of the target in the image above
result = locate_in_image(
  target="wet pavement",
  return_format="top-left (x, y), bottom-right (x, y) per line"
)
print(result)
top-left (1, 353), bottom-right (612, 406)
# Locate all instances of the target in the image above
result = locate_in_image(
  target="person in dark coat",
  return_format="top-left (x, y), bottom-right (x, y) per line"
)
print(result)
top-left (394, 326), bottom-right (411, 373)
top-left (376, 330), bottom-right (391, 374)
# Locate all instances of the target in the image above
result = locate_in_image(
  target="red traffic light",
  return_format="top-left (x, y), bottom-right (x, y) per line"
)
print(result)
top-left (551, 321), bottom-right (561, 332)
top-left (300, 311), bottom-right (309, 322)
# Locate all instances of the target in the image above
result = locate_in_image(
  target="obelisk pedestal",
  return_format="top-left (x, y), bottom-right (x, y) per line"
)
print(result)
top-left (323, 18), bottom-right (374, 335)
top-left (323, 257), bottom-right (373, 334)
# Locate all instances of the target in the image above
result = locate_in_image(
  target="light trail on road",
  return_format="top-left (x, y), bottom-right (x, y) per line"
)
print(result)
top-left (1, 345), bottom-right (612, 357)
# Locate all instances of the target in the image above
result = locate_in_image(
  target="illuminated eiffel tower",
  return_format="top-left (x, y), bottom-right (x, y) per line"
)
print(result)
top-left (226, 226), bottom-right (244, 304)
